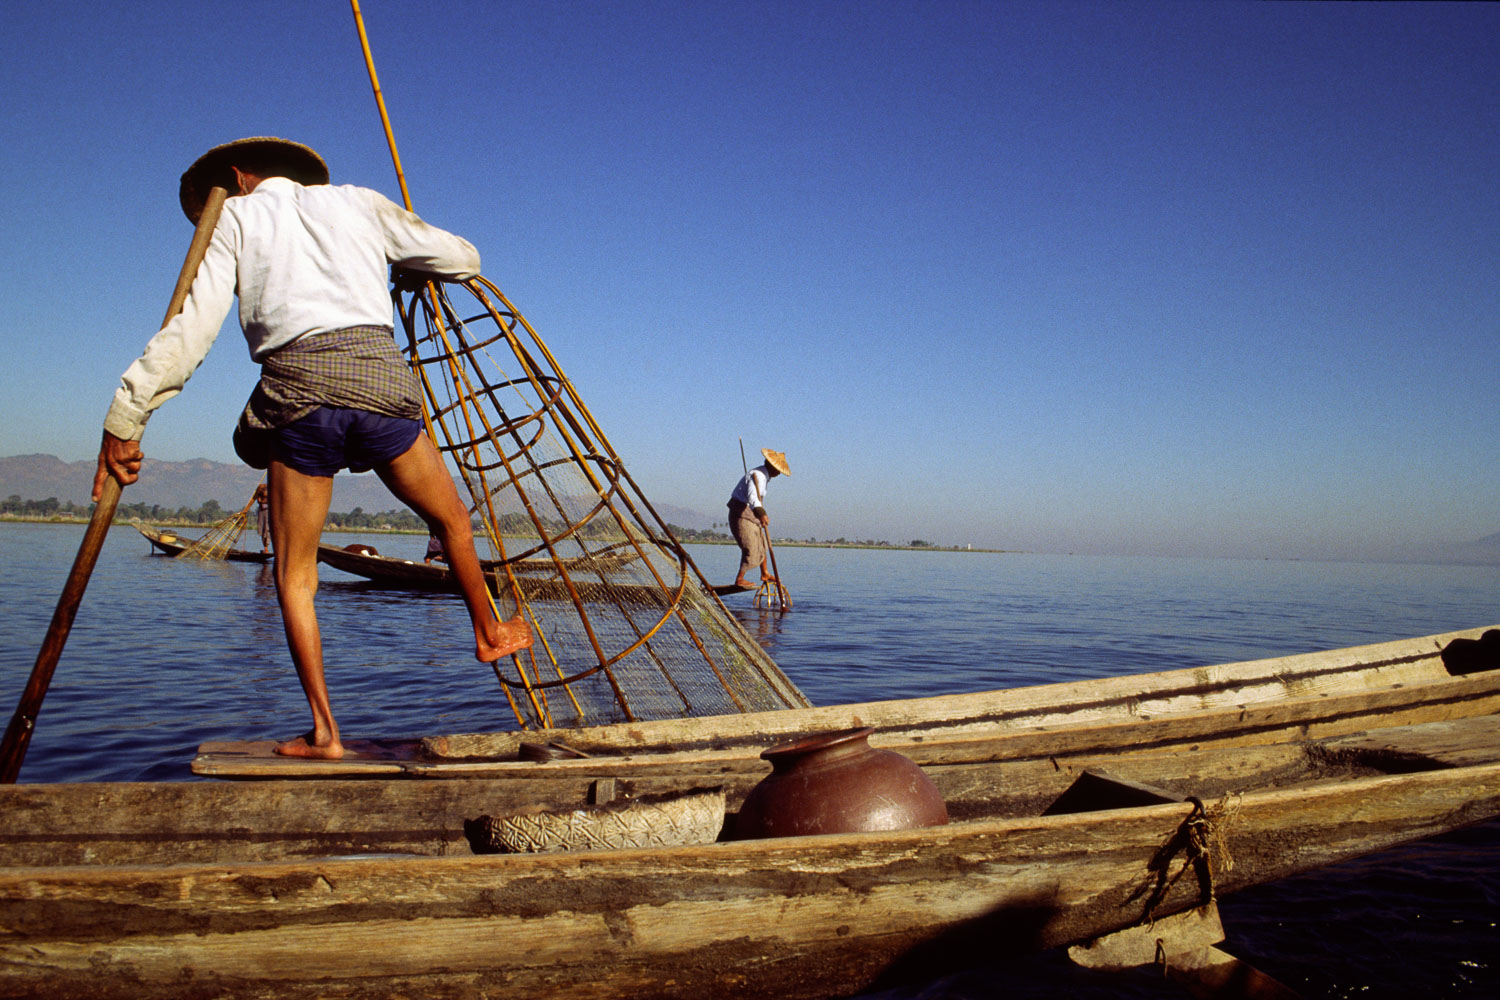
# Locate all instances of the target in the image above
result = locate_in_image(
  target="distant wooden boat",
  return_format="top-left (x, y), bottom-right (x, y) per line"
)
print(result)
top-left (136, 524), bottom-right (271, 564)
top-left (6, 708), bottom-right (1500, 999)
top-left (315, 541), bottom-right (661, 602)
top-left (315, 541), bottom-right (454, 587)
top-left (193, 625), bottom-right (1500, 784)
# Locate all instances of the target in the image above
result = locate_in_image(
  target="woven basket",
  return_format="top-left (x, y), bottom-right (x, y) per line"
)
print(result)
top-left (476, 788), bottom-right (726, 854)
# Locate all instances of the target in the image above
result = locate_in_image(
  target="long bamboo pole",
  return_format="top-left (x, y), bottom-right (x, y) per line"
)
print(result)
top-left (348, 0), bottom-right (550, 725)
top-left (0, 186), bottom-right (230, 783)
top-left (764, 527), bottom-right (790, 610)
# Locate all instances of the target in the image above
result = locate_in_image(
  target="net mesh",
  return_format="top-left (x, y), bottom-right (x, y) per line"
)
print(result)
top-left (392, 272), bottom-right (809, 729)
top-left (176, 494), bottom-right (256, 560)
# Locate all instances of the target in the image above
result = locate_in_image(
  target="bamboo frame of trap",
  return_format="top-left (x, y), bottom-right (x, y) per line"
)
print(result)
top-left (348, 0), bottom-right (803, 730)
top-left (391, 275), bottom-right (808, 730)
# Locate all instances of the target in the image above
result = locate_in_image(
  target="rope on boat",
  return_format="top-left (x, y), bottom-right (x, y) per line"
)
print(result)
top-left (1138, 793), bottom-right (1242, 927)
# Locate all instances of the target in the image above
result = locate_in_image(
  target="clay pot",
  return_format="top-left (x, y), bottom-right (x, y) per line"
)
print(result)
top-left (733, 727), bottom-right (948, 839)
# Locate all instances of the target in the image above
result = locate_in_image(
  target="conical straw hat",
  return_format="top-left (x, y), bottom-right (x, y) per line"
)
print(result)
top-left (760, 449), bottom-right (790, 476)
top-left (179, 137), bottom-right (329, 223)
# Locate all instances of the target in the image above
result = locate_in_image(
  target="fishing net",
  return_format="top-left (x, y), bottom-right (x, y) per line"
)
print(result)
top-left (391, 271), bottom-right (809, 729)
top-left (176, 492), bottom-right (258, 560)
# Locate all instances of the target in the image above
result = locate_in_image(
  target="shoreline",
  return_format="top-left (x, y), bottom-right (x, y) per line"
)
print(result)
top-left (0, 515), bottom-right (1019, 555)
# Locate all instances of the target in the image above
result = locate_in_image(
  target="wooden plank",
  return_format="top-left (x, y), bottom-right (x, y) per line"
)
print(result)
top-left (1319, 713), bottom-right (1500, 770)
top-left (190, 667), bottom-right (1500, 779)
top-left (420, 626), bottom-right (1494, 759)
top-left (190, 623), bottom-right (1495, 777)
top-left (0, 778), bottom-right (598, 867)
top-left (711, 583), bottom-right (753, 596)
top-left (193, 737), bottom-right (420, 776)
top-left (18, 715), bottom-right (1500, 870)
top-left (1068, 902), bottom-right (1225, 969)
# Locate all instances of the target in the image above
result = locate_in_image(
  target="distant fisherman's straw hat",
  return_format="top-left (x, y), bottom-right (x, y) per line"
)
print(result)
top-left (761, 449), bottom-right (791, 476)
top-left (179, 137), bottom-right (329, 224)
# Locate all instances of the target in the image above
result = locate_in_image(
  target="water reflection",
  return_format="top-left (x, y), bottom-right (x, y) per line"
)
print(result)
top-left (727, 602), bottom-right (791, 651)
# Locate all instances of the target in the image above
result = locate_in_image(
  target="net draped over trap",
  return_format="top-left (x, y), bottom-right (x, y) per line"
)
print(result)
top-left (392, 272), bottom-right (809, 729)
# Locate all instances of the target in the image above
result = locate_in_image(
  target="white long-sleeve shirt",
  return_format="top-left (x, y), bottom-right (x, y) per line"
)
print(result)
top-left (104, 177), bottom-right (480, 441)
top-left (730, 465), bottom-right (772, 511)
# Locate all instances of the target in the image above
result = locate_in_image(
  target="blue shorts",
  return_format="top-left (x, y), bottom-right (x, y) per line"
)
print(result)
top-left (271, 407), bottom-right (423, 477)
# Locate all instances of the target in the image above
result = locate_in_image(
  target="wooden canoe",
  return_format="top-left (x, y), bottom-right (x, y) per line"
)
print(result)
top-left (6, 711), bottom-right (1500, 999)
top-left (315, 541), bottom-right (660, 602)
top-left (315, 541), bottom-right (456, 587)
top-left (137, 524), bottom-right (271, 564)
top-left (192, 624), bottom-right (1500, 782)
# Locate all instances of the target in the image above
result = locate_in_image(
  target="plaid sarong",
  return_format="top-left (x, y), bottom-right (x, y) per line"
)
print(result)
top-left (233, 326), bottom-right (422, 469)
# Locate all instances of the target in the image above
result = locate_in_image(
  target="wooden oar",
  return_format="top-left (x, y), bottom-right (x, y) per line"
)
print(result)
top-left (763, 530), bottom-right (791, 610)
top-left (0, 186), bottom-right (229, 784)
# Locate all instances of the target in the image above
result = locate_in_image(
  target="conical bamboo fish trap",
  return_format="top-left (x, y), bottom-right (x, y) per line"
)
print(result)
top-left (176, 490), bottom-right (258, 560)
top-left (393, 272), bottom-right (809, 729)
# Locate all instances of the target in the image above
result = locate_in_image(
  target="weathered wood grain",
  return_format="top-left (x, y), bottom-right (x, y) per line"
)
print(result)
top-left (193, 658), bottom-right (1500, 780)
top-left (4, 760), bottom-right (1499, 1000)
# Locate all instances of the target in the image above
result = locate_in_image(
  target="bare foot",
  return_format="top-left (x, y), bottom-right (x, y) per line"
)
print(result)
top-left (274, 731), bottom-right (345, 760)
top-left (734, 578), bottom-right (751, 588)
top-left (477, 614), bottom-right (534, 662)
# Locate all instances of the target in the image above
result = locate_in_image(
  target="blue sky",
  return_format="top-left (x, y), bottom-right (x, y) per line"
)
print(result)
top-left (2, 1), bottom-right (1496, 559)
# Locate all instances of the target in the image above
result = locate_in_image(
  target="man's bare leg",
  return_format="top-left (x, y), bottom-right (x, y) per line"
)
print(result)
top-left (376, 434), bottom-right (533, 661)
top-left (759, 557), bottom-right (776, 584)
top-left (268, 460), bottom-right (344, 759)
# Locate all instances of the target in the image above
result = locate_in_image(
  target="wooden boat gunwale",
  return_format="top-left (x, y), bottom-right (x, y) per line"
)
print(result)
top-left (191, 625), bottom-right (1500, 779)
top-left (430, 625), bottom-right (1498, 753)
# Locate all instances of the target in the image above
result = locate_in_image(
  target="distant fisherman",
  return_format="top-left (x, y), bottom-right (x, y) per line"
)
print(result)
top-left (93, 137), bottom-right (533, 761)
top-left (253, 483), bottom-right (270, 554)
top-left (727, 448), bottom-right (790, 589)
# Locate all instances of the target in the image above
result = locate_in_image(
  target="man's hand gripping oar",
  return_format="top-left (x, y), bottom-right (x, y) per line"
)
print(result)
top-left (93, 433), bottom-right (145, 501)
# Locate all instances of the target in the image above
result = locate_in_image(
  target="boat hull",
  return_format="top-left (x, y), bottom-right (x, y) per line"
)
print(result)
top-left (7, 713), bottom-right (1500, 999)
top-left (314, 542), bottom-right (668, 603)
top-left (3, 758), bottom-right (1499, 999)
top-left (137, 524), bottom-right (271, 564)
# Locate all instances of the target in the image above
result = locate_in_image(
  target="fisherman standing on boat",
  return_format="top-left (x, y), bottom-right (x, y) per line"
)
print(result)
top-left (253, 483), bottom-right (270, 554)
top-left (728, 449), bottom-right (790, 589)
top-left (92, 137), bottom-right (533, 761)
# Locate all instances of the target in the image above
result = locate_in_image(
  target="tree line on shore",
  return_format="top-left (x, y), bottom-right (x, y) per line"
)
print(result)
top-left (2, 494), bottom-right (719, 540)
top-left (4, 495), bottom-right (966, 551)
top-left (1, 494), bottom-right (433, 531)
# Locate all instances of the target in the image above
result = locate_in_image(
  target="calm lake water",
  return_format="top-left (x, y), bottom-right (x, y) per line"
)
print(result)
top-left (2, 521), bottom-right (1497, 998)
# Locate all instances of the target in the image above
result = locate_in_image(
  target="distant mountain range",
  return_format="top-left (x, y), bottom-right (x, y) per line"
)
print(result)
top-left (1383, 531), bottom-right (1500, 567)
top-left (1450, 531), bottom-right (1500, 565)
top-left (0, 453), bottom-right (714, 529)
